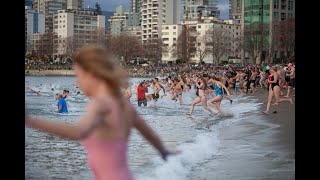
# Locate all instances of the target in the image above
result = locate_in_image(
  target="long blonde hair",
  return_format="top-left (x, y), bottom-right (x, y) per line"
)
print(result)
top-left (73, 47), bottom-right (128, 98)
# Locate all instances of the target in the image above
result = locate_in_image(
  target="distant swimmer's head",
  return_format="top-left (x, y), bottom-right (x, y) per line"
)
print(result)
top-left (72, 47), bottom-right (127, 98)
top-left (55, 93), bottom-right (63, 100)
top-left (51, 88), bottom-right (54, 91)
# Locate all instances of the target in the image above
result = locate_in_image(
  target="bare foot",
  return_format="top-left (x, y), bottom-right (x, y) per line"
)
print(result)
top-left (289, 98), bottom-right (293, 104)
top-left (272, 102), bottom-right (279, 106)
top-left (284, 96), bottom-right (289, 98)
top-left (186, 112), bottom-right (192, 116)
top-left (263, 111), bottom-right (269, 115)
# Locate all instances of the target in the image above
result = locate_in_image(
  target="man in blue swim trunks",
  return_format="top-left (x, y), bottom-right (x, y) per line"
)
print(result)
top-left (56, 93), bottom-right (68, 113)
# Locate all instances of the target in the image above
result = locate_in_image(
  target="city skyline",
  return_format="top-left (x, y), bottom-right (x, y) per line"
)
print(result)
top-left (84, 0), bottom-right (230, 19)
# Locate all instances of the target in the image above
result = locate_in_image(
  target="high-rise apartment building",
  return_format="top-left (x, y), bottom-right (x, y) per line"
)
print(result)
top-left (161, 24), bottom-right (183, 63)
top-left (182, 0), bottom-right (220, 20)
top-left (141, 0), bottom-right (180, 43)
top-left (67, 0), bottom-right (83, 10)
top-left (242, 0), bottom-right (295, 63)
top-left (32, 0), bottom-right (68, 33)
top-left (162, 18), bottom-right (241, 64)
top-left (53, 9), bottom-right (105, 55)
top-left (109, 5), bottom-right (140, 37)
top-left (132, 0), bottom-right (142, 13)
top-left (229, 0), bottom-right (242, 25)
top-left (25, 6), bottom-right (46, 54)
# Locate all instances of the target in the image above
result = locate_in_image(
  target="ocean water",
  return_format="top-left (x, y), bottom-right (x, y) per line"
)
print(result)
top-left (25, 76), bottom-right (269, 180)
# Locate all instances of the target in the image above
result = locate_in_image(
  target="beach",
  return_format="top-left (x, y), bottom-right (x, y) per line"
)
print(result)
top-left (189, 89), bottom-right (295, 180)
top-left (25, 76), bottom-right (295, 179)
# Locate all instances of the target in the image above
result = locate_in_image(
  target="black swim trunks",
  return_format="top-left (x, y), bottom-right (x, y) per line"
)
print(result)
top-left (152, 93), bottom-right (160, 100)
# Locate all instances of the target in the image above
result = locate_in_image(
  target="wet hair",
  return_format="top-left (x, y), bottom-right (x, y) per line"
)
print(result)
top-left (73, 47), bottom-right (127, 98)
top-left (199, 77), bottom-right (208, 90)
top-left (213, 75), bottom-right (222, 81)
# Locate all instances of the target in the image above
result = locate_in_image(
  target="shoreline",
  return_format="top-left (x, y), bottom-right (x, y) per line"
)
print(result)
top-left (25, 70), bottom-right (153, 78)
top-left (25, 70), bottom-right (75, 76)
top-left (190, 88), bottom-right (295, 179)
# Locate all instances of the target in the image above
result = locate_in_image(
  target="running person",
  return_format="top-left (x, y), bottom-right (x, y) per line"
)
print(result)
top-left (207, 76), bottom-right (231, 115)
top-left (186, 77), bottom-right (214, 116)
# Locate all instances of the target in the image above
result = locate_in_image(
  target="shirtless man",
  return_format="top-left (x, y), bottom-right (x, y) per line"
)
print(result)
top-left (234, 70), bottom-right (244, 96)
top-left (174, 77), bottom-right (184, 104)
top-left (153, 78), bottom-right (162, 101)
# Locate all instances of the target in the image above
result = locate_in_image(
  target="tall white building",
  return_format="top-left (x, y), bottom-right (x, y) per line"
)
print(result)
top-left (141, 0), bottom-right (180, 43)
top-left (163, 18), bottom-right (241, 64)
top-left (53, 9), bottom-right (105, 55)
top-left (161, 24), bottom-right (182, 63)
top-left (32, 0), bottom-right (68, 33)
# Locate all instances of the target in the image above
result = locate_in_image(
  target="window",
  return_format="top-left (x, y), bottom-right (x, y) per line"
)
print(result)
top-left (173, 26), bottom-right (176, 29)
top-left (198, 25), bottom-right (201, 28)
top-left (173, 32), bottom-right (176, 35)
top-left (281, 13), bottom-right (286, 20)
top-left (274, 0), bottom-right (279, 9)
top-left (281, 0), bottom-right (286, 10)
top-left (173, 38), bottom-right (176, 41)
top-left (288, 0), bottom-right (293, 11)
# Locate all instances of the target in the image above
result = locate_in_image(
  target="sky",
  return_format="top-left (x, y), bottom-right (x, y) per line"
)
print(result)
top-left (84, 0), bottom-right (230, 19)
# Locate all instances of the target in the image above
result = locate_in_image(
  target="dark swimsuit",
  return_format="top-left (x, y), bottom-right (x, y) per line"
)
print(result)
top-left (270, 75), bottom-right (279, 91)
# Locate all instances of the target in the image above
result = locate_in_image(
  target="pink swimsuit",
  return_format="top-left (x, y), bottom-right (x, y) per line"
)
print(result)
top-left (81, 136), bottom-right (133, 180)
top-left (81, 97), bottom-right (133, 180)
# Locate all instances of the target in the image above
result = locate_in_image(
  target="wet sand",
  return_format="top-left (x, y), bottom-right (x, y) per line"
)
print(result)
top-left (189, 88), bottom-right (295, 180)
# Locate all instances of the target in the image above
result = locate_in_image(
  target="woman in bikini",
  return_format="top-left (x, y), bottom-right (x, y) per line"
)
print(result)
top-left (186, 77), bottom-right (214, 116)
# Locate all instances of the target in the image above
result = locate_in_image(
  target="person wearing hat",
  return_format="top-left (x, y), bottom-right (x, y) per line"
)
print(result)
top-left (284, 63), bottom-right (295, 98)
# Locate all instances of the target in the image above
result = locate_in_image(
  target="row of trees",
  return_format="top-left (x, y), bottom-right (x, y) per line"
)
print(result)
top-left (26, 18), bottom-right (295, 65)
top-left (172, 25), bottom-right (241, 65)
top-left (243, 17), bottom-right (295, 64)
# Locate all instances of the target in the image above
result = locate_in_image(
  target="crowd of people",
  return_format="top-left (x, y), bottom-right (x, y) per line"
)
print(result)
top-left (133, 62), bottom-right (295, 116)
top-left (25, 47), bottom-right (295, 180)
